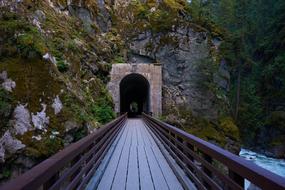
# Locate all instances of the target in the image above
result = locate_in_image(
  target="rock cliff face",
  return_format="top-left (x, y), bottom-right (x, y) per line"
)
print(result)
top-left (128, 27), bottom-right (239, 152)
top-left (129, 28), bottom-right (228, 119)
top-left (0, 0), bottom-right (240, 182)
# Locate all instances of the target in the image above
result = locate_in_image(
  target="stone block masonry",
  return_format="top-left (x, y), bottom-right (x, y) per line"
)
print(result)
top-left (107, 63), bottom-right (162, 116)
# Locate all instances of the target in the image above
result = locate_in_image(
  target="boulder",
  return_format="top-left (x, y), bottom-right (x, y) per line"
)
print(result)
top-left (0, 131), bottom-right (25, 162)
top-left (0, 71), bottom-right (16, 92)
top-left (52, 95), bottom-right (63, 115)
top-left (31, 104), bottom-right (50, 130)
top-left (68, 6), bottom-right (93, 33)
top-left (64, 120), bottom-right (79, 132)
top-left (12, 104), bottom-right (32, 135)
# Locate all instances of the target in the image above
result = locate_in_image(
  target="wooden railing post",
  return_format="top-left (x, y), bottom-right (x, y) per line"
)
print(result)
top-left (202, 153), bottom-right (212, 176)
top-left (172, 134), bottom-right (178, 148)
top-left (182, 141), bottom-right (191, 171)
top-left (229, 170), bottom-right (244, 189)
top-left (202, 153), bottom-right (213, 189)
top-left (184, 142), bottom-right (195, 172)
top-left (168, 130), bottom-right (171, 147)
top-left (187, 143), bottom-right (194, 162)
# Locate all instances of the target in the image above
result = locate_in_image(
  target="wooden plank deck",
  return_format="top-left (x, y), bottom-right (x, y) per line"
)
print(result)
top-left (86, 119), bottom-right (184, 190)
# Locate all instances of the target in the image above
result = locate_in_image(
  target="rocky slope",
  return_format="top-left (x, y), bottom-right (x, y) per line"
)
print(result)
top-left (0, 0), bottom-right (121, 182)
top-left (0, 0), bottom-right (240, 182)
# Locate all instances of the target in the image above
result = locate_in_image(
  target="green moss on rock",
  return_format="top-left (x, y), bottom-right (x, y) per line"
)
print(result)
top-left (219, 116), bottom-right (240, 141)
top-left (0, 88), bottom-right (13, 136)
top-left (0, 58), bottom-right (61, 113)
top-left (0, 11), bottom-right (47, 58)
top-left (25, 137), bottom-right (63, 159)
top-left (163, 106), bottom-right (240, 150)
top-left (188, 124), bottom-right (224, 145)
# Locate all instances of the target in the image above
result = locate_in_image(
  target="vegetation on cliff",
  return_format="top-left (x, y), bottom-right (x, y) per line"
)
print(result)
top-left (193, 0), bottom-right (285, 157)
top-left (0, 0), bottom-right (120, 181)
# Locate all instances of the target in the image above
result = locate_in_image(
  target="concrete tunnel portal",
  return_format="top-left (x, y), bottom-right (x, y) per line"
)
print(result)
top-left (107, 63), bottom-right (161, 117)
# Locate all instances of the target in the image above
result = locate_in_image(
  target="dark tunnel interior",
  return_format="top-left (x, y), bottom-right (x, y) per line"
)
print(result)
top-left (120, 73), bottom-right (150, 117)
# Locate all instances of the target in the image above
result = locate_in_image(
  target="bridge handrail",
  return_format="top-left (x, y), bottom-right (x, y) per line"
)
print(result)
top-left (143, 113), bottom-right (285, 190)
top-left (0, 114), bottom-right (127, 190)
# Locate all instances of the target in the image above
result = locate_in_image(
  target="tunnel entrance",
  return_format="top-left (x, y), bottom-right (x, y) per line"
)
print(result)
top-left (120, 73), bottom-right (150, 117)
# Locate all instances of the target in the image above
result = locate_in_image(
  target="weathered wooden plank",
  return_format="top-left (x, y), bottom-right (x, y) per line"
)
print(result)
top-left (132, 120), bottom-right (138, 147)
top-left (144, 146), bottom-right (170, 190)
top-left (137, 142), bottom-right (155, 190)
top-left (137, 120), bottom-right (155, 190)
top-left (111, 121), bottom-right (132, 190)
top-left (136, 120), bottom-right (145, 147)
top-left (126, 121), bottom-right (140, 190)
top-left (139, 121), bottom-right (169, 190)
top-left (142, 123), bottom-right (186, 190)
top-left (96, 121), bottom-right (130, 190)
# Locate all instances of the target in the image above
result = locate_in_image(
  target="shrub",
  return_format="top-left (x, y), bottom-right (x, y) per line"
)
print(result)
top-left (67, 40), bottom-right (78, 52)
top-left (91, 104), bottom-right (115, 124)
top-left (1, 167), bottom-right (11, 179)
top-left (0, 11), bottom-right (47, 58)
top-left (0, 88), bottom-right (13, 135)
top-left (56, 59), bottom-right (69, 72)
top-left (113, 55), bottom-right (125, 63)
top-left (73, 127), bottom-right (88, 141)
top-left (219, 116), bottom-right (240, 140)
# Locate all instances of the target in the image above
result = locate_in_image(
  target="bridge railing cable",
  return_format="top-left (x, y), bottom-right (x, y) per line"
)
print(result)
top-left (0, 113), bottom-right (127, 190)
top-left (142, 113), bottom-right (285, 190)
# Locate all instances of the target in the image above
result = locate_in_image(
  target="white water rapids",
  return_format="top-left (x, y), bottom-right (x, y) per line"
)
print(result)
top-left (239, 148), bottom-right (285, 189)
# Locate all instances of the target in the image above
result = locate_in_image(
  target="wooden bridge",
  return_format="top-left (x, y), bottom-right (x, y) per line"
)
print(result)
top-left (1, 114), bottom-right (285, 190)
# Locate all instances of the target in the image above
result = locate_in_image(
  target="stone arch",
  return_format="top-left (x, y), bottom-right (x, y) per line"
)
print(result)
top-left (107, 63), bottom-right (161, 116)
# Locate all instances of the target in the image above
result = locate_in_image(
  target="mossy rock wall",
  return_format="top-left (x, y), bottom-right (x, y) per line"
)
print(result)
top-left (0, 0), bottom-right (120, 182)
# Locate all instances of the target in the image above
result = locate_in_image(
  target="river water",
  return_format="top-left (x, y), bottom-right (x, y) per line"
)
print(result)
top-left (239, 148), bottom-right (285, 189)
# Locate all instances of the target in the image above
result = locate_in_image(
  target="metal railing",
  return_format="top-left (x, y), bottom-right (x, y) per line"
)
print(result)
top-left (0, 114), bottom-right (127, 190)
top-left (143, 113), bottom-right (285, 190)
